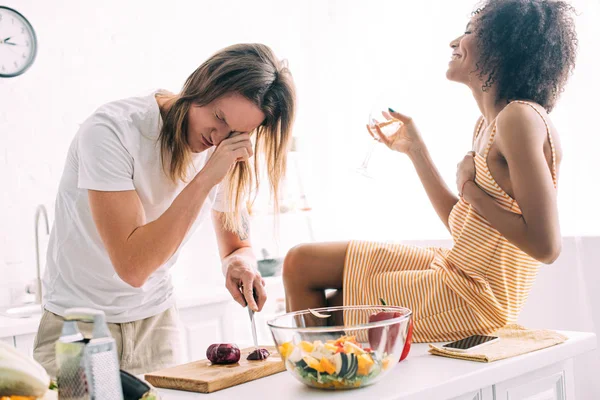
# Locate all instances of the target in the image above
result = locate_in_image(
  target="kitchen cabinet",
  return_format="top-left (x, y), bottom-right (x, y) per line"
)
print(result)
top-left (14, 333), bottom-right (36, 357)
top-left (1, 336), bottom-right (15, 347)
top-left (448, 362), bottom-right (573, 400)
top-left (451, 390), bottom-right (484, 400)
top-left (493, 360), bottom-right (574, 400)
top-left (177, 297), bottom-right (234, 363)
top-left (448, 362), bottom-right (572, 400)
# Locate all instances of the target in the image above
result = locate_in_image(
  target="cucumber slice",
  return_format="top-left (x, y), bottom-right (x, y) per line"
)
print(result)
top-left (346, 354), bottom-right (358, 380)
top-left (296, 359), bottom-right (308, 369)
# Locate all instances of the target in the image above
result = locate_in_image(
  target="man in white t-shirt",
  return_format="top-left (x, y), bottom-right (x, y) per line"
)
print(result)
top-left (33, 43), bottom-right (296, 376)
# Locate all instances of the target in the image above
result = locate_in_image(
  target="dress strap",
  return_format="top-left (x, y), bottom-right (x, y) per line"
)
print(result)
top-left (482, 121), bottom-right (498, 159)
top-left (473, 116), bottom-right (485, 144)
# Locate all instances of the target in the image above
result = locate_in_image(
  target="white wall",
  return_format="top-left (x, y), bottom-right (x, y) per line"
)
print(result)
top-left (1, 0), bottom-right (598, 395)
top-left (0, 0), bottom-right (322, 299)
top-left (1, 0), bottom-right (598, 303)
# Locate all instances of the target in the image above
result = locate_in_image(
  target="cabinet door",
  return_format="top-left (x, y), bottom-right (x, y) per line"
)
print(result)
top-left (494, 361), bottom-right (571, 400)
top-left (178, 301), bottom-right (233, 363)
top-left (0, 336), bottom-right (15, 347)
top-left (14, 333), bottom-right (36, 357)
top-left (451, 390), bottom-right (483, 400)
top-left (450, 387), bottom-right (494, 400)
top-left (184, 319), bottom-right (223, 363)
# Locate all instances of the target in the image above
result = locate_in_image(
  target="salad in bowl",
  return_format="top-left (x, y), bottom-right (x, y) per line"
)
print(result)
top-left (268, 305), bottom-right (412, 390)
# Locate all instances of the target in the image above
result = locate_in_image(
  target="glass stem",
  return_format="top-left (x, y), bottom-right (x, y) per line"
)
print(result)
top-left (359, 141), bottom-right (378, 170)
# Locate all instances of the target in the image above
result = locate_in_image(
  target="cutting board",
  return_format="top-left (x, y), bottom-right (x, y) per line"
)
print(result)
top-left (144, 346), bottom-right (285, 393)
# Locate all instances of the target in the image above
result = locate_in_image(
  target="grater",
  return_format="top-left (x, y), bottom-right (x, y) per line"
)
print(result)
top-left (56, 308), bottom-right (123, 400)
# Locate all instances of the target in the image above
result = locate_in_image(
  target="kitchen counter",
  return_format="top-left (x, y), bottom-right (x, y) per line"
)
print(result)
top-left (0, 312), bottom-right (41, 337)
top-left (156, 330), bottom-right (596, 400)
top-left (0, 288), bottom-right (232, 339)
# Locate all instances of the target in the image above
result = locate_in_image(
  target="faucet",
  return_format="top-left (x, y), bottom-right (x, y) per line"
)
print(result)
top-left (34, 205), bottom-right (49, 305)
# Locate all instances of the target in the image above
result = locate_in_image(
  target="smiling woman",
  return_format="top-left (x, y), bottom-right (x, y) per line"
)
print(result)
top-left (284, 0), bottom-right (577, 345)
top-left (32, 43), bottom-right (296, 378)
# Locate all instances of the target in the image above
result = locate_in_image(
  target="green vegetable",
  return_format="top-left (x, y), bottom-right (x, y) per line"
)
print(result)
top-left (120, 369), bottom-right (160, 400)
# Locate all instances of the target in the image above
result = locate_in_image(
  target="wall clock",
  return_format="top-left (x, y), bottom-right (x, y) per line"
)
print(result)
top-left (0, 6), bottom-right (37, 78)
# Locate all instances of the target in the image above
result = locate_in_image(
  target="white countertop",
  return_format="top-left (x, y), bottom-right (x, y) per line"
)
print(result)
top-left (156, 330), bottom-right (596, 400)
top-left (0, 288), bottom-right (233, 339)
top-left (0, 313), bottom-right (41, 337)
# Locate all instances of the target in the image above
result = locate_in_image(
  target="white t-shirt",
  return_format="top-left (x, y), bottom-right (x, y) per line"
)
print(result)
top-left (43, 90), bottom-right (229, 323)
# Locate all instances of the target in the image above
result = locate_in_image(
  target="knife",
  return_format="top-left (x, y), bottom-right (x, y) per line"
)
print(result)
top-left (248, 306), bottom-right (259, 351)
top-left (243, 285), bottom-right (260, 351)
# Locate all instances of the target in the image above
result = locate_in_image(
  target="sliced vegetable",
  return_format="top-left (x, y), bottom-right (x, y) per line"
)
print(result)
top-left (302, 356), bottom-right (324, 373)
top-left (345, 354), bottom-right (358, 379)
top-left (299, 341), bottom-right (314, 353)
top-left (247, 349), bottom-right (270, 361)
top-left (382, 354), bottom-right (394, 370)
top-left (319, 357), bottom-right (336, 375)
top-left (333, 352), bottom-right (347, 376)
top-left (343, 341), bottom-right (365, 355)
top-left (324, 343), bottom-right (338, 353)
top-left (283, 334), bottom-right (394, 389)
top-left (400, 319), bottom-right (414, 362)
top-left (0, 342), bottom-right (49, 398)
top-left (357, 354), bottom-right (374, 376)
top-left (308, 309), bottom-right (331, 318)
top-left (278, 342), bottom-right (294, 359)
top-left (287, 347), bottom-right (303, 363)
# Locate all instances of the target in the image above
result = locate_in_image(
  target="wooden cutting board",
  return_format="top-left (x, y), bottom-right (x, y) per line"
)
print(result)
top-left (144, 346), bottom-right (285, 393)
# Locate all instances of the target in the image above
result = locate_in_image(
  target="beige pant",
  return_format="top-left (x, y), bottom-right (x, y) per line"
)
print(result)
top-left (33, 307), bottom-right (183, 378)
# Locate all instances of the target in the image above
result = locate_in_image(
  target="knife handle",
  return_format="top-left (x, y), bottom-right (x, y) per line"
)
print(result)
top-left (240, 284), bottom-right (259, 308)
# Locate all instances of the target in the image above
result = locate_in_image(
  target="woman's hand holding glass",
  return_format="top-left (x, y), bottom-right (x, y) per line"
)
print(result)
top-left (367, 109), bottom-right (424, 156)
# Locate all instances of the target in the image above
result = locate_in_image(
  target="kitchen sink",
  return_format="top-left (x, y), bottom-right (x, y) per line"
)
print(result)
top-left (0, 303), bottom-right (43, 318)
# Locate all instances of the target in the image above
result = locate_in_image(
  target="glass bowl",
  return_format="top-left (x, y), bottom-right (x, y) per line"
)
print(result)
top-left (267, 305), bottom-right (412, 390)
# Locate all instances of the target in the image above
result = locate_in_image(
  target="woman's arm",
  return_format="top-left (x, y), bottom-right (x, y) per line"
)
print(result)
top-left (212, 210), bottom-right (266, 312)
top-left (90, 172), bottom-right (214, 288)
top-left (408, 146), bottom-right (459, 231)
top-left (375, 111), bottom-right (485, 231)
top-left (461, 104), bottom-right (561, 263)
top-left (89, 134), bottom-right (253, 288)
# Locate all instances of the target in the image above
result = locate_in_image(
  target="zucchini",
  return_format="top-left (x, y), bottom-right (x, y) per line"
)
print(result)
top-left (120, 370), bottom-right (160, 400)
top-left (0, 342), bottom-right (49, 397)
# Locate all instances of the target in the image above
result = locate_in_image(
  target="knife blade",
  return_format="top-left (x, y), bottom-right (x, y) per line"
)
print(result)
top-left (248, 306), bottom-right (259, 351)
top-left (242, 284), bottom-right (260, 351)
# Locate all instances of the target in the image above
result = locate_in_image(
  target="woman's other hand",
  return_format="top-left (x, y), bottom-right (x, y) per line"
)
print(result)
top-left (456, 151), bottom-right (476, 198)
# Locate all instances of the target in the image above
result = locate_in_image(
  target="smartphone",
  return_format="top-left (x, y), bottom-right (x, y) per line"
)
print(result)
top-left (442, 335), bottom-right (500, 352)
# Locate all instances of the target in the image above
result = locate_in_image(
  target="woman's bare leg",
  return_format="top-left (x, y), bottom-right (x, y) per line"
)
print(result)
top-left (282, 242), bottom-right (349, 313)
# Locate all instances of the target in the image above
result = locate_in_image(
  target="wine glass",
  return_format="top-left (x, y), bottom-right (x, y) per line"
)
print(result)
top-left (355, 101), bottom-right (402, 179)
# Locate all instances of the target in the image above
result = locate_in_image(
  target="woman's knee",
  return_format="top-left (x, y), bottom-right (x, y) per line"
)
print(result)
top-left (283, 242), bottom-right (348, 289)
top-left (283, 243), bottom-right (312, 284)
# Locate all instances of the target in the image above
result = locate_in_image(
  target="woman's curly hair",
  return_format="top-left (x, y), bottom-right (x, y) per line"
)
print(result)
top-left (472, 0), bottom-right (578, 112)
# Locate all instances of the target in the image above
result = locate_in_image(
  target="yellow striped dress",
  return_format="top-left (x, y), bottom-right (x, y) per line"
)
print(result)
top-left (343, 101), bottom-right (558, 343)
